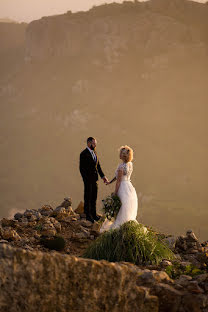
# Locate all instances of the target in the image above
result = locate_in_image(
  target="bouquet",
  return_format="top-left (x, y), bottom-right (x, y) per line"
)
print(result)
top-left (102, 193), bottom-right (121, 220)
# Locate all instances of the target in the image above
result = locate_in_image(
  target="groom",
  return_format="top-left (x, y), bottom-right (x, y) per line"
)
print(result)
top-left (79, 137), bottom-right (108, 223)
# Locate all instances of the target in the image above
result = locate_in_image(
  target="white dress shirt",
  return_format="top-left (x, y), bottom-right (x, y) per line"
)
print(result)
top-left (87, 146), bottom-right (96, 162)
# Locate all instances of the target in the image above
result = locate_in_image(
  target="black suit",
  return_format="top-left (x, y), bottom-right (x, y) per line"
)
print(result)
top-left (79, 148), bottom-right (105, 219)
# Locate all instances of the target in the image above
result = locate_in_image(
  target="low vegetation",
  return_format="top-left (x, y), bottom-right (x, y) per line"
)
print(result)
top-left (83, 220), bottom-right (175, 265)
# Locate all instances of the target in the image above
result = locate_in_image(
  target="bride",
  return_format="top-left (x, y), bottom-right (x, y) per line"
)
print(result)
top-left (100, 145), bottom-right (138, 233)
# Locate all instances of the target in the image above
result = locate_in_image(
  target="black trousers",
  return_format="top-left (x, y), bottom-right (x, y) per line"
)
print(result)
top-left (83, 180), bottom-right (98, 218)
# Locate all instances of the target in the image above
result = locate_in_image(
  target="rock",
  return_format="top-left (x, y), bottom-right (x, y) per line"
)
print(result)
top-left (175, 275), bottom-right (192, 287)
top-left (34, 233), bottom-right (41, 240)
top-left (1, 228), bottom-right (21, 241)
top-left (0, 239), bottom-right (9, 244)
top-left (186, 230), bottom-right (198, 242)
top-left (76, 226), bottom-right (91, 239)
top-left (53, 221), bottom-right (61, 232)
top-left (183, 254), bottom-right (202, 268)
top-left (187, 248), bottom-right (198, 254)
top-left (181, 293), bottom-right (208, 312)
top-left (14, 212), bottom-right (23, 220)
top-left (75, 232), bottom-right (89, 239)
top-left (137, 270), bottom-right (173, 287)
top-left (24, 209), bottom-right (33, 218)
top-left (180, 261), bottom-right (192, 268)
top-left (54, 207), bottom-right (66, 213)
top-left (174, 254), bottom-right (182, 261)
top-left (63, 216), bottom-right (74, 223)
top-left (65, 206), bottom-right (76, 215)
top-left (160, 260), bottom-right (172, 268)
top-left (39, 205), bottom-right (53, 216)
top-left (91, 222), bottom-right (101, 232)
top-left (65, 247), bottom-right (70, 254)
top-left (164, 236), bottom-right (176, 250)
top-left (187, 281), bottom-right (204, 294)
top-left (0, 243), bottom-right (160, 312)
top-left (24, 245), bottom-right (34, 251)
top-left (175, 231), bottom-right (202, 255)
top-left (58, 197), bottom-right (72, 208)
top-left (151, 283), bottom-right (182, 312)
top-left (202, 241), bottom-right (208, 247)
top-left (195, 273), bottom-right (208, 284)
top-left (175, 235), bottom-right (187, 252)
top-left (53, 207), bottom-right (71, 220)
top-left (75, 213), bottom-right (81, 220)
top-left (19, 217), bottom-right (28, 225)
top-left (75, 201), bottom-right (84, 214)
top-left (29, 215), bottom-right (37, 222)
top-left (80, 220), bottom-right (93, 228)
top-left (71, 217), bottom-right (77, 222)
top-left (41, 223), bottom-right (57, 237)
top-left (1, 218), bottom-right (15, 227)
top-left (80, 213), bottom-right (86, 219)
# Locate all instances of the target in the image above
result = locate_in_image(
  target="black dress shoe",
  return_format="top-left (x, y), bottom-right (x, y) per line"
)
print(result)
top-left (93, 215), bottom-right (101, 221)
top-left (86, 216), bottom-right (94, 223)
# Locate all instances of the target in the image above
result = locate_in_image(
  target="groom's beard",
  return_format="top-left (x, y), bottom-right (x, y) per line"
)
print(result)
top-left (90, 145), bottom-right (95, 151)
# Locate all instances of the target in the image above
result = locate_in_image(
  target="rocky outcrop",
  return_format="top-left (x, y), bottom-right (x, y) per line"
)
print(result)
top-left (0, 199), bottom-right (208, 311)
top-left (25, 0), bottom-right (208, 62)
top-left (0, 243), bottom-right (159, 312)
top-left (1, 242), bottom-right (208, 312)
top-left (0, 198), bottom-right (101, 256)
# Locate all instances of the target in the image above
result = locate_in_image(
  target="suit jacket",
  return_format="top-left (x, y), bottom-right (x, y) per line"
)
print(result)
top-left (79, 148), bottom-right (105, 183)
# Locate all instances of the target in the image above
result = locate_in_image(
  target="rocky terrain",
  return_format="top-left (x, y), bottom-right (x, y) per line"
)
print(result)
top-left (0, 197), bottom-right (208, 311)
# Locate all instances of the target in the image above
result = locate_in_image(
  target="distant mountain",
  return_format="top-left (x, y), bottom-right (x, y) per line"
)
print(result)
top-left (0, 18), bottom-right (18, 23)
top-left (0, 0), bottom-right (208, 240)
top-left (0, 21), bottom-right (27, 82)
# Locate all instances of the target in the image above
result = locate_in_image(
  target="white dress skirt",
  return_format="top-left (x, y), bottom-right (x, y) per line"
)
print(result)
top-left (100, 161), bottom-right (138, 233)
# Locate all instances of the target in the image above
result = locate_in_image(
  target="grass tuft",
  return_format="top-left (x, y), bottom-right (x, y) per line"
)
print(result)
top-left (83, 220), bottom-right (175, 265)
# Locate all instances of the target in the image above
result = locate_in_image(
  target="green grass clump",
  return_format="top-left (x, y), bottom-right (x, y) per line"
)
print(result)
top-left (83, 220), bottom-right (175, 265)
top-left (165, 263), bottom-right (204, 279)
top-left (40, 235), bottom-right (66, 251)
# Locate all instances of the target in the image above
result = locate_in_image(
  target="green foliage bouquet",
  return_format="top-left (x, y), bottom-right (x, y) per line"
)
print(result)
top-left (102, 193), bottom-right (121, 220)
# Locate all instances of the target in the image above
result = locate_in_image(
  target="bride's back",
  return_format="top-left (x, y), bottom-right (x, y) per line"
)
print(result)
top-left (116, 162), bottom-right (133, 181)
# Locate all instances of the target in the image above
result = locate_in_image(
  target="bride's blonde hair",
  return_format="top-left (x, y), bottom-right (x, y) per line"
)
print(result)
top-left (119, 145), bottom-right (133, 163)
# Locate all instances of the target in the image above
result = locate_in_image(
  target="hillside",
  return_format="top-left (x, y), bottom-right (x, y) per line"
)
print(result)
top-left (0, 21), bottom-right (27, 81)
top-left (0, 0), bottom-right (208, 240)
top-left (1, 200), bottom-right (208, 311)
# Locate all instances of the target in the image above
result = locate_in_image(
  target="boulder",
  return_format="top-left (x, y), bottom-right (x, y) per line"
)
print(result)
top-left (151, 283), bottom-right (182, 312)
top-left (1, 218), bottom-right (16, 227)
top-left (52, 207), bottom-right (72, 220)
top-left (75, 201), bottom-right (84, 214)
top-left (1, 228), bottom-right (21, 241)
top-left (58, 197), bottom-right (72, 208)
top-left (39, 205), bottom-right (54, 216)
top-left (41, 223), bottom-right (57, 237)
top-left (80, 220), bottom-right (93, 228)
top-left (0, 243), bottom-right (159, 312)
top-left (14, 212), bottom-right (23, 221)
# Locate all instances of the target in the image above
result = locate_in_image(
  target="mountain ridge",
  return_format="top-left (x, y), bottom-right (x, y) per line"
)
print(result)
top-left (0, 0), bottom-right (208, 241)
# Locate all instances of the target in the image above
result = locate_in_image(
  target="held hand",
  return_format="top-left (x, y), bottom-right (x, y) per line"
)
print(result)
top-left (103, 176), bottom-right (109, 184)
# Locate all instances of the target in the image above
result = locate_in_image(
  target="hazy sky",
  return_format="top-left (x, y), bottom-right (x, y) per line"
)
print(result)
top-left (0, 0), bottom-right (207, 23)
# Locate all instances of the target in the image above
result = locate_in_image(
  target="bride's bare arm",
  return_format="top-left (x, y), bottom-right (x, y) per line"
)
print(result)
top-left (114, 169), bottom-right (123, 194)
top-left (108, 176), bottom-right (116, 184)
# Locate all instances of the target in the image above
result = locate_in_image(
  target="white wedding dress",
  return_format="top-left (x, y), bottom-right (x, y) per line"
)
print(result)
top-left (100, 161), bottom-right (138, 233)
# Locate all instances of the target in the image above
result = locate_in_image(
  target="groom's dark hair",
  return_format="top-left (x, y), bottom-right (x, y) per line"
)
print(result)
top-left (87, 137), bottom-right (95, 143)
